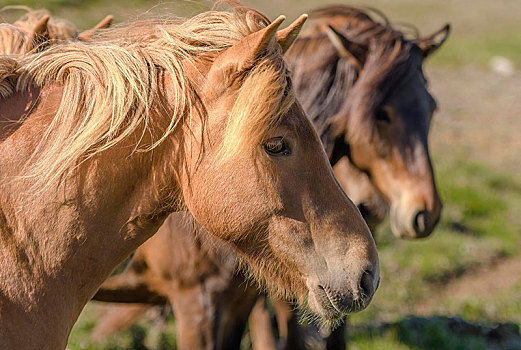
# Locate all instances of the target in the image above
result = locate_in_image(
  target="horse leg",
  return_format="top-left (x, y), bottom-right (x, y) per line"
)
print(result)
top-left (168, 281), bottom-right (213, 350)
top-left (213, 274), bottom-right (261, 350)
top-left (249, 296), bottom-right (277, 350)
top-left (326, 317), bottom-right (347, 350)
top-left (273, 300), bottom-right (307, 350)
top-left (90, 303), bottom-right (151, 342)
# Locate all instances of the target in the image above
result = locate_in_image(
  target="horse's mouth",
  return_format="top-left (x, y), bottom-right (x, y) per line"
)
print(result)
top-left (317, 285), bottom-right (345, 317)
top-left (315, 283), bottom-right (373, 320)
top-left (306, 275), bottom-right (376, 324)
top-left (307, 285), bottom-right (348, 324)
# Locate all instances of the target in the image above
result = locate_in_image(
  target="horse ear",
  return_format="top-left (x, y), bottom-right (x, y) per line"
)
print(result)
top-left (209, 14), bottom-right (285, 80)
top-left (27, 15), bottom-right (50, 52)
top-left (416, 24), bottom-right (450, 57)
top-left (276, 14), bottom-right (308, 54)
top-left (326, 25), bottom-right (366, 70)
top-left (77, 15), bottom-right (113, 41)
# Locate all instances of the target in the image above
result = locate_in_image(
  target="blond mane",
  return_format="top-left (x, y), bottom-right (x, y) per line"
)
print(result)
top-left (0, 4), bottom-right (294, 188)
top-left (2, 6), bottom-right (78, 40)
top-left (0, 24), bottom-right (27, 54)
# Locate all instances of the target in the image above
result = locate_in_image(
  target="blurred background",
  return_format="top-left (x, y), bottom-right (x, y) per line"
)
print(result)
top-left (2, 0), bottom-right (519, 349)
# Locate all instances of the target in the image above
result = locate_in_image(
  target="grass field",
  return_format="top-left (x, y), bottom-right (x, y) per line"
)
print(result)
top-left (1, 0), bottom-right (520, 348)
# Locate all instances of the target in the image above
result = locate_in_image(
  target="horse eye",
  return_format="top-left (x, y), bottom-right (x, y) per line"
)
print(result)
top-left (375, 108), bottom-right (391, 124)
top-left (263, 137), bottom-right (290, 156)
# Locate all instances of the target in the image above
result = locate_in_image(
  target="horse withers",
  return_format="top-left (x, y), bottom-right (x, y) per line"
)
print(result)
top-left (0, 6), bottom-right (378, 349)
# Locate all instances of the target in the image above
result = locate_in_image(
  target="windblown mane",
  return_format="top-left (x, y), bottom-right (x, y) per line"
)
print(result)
top-left (0, 4), bottom-right (294, 187)
top-left (286, 5), bottom-right (420, 145)
top-left (0, 24), bottom-right (27, 54)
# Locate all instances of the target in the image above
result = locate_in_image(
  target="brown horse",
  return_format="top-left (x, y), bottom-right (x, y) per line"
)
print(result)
top-left (0, 5), bottom-right (379, 349)
top-left (288, 5), bottom-right (447, 239)
top-left (92, 5), bottom-right (449, 350)
top-left (0, 6), bottom-right (112, 55)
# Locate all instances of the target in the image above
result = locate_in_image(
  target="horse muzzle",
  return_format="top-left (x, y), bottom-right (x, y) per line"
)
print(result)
top-left (391, 201), bottom-right (442, 239)
top-left (305, 262), bottom-right (379, 322)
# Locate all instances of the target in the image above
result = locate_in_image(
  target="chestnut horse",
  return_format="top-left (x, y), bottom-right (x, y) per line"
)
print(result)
top-left (0, 6), bottom-right (112, 55)
top-left (0, 5), bottom-right (379, 349)
top-left (92, 5), bottom-right (449, 350)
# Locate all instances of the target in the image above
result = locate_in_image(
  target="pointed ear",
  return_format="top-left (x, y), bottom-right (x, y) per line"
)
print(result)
top-left (416, 24), bottom-right (450, 57)
top-left (326, 25), bottom-right (366, 69)
top-left (77, 15), bottom-right (113, 41)
top-left (208, 14), bottom-right (285, 83)
top-left (276, 14), bottom-right (307, 54)
top-left (27, 15), bottom-right (50, 52)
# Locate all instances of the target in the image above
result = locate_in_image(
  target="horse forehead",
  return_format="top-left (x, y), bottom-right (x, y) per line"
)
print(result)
top-left (382, 52), bottom-right (430, 99)
top-left (387, 70), bottom-right (432, 112)
top-left (278, 102), bottom-right (316, 133)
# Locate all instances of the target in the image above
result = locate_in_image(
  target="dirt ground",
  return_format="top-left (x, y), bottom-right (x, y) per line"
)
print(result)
top-left (416, 255), bottom-right (521, 315)
top-left (415, 63), bottom-right (521, 313)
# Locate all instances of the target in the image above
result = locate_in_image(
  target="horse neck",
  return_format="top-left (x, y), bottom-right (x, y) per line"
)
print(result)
top-left (0, 85), bottom-right (182, 349)
top-left (0, 85), bottom-right (40, 141)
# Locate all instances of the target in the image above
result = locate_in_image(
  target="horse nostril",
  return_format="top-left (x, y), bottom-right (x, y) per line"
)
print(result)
top-left (360, 267), bottom-right (375, 302)
top-left (413, 210), bottom-right (430, 237)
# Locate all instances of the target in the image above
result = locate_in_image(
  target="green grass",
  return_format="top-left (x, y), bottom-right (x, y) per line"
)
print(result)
top-left (350, 332), bottom-right (410, 350)
top-left (429, 27), bottom-right (521, 67)
top-left (68, 304), bottom-right (177, 350)
top-left (436, 160), bottom-right (521, 256)
top-left (349, 316), bottom-right (521, 350)
top-left (443, 279), bottom-right (521, 325)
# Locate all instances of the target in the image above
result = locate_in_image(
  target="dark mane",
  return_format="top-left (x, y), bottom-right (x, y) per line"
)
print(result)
top-left (286, 5), bottom-right (422, 151)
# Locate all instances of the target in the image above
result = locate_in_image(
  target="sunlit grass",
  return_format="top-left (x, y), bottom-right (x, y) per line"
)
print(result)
top-left (348, 316), bottom-right (511, 350)
top-left (68, 304), bottom-right (176, 350)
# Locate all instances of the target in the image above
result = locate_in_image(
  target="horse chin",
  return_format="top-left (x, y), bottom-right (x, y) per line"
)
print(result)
top-left (305, 288), bottom-right (345, 327)
top-left (390, 216), bottom-right (416, 239)
top-left (304, 281), bottom-right (376, 330)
